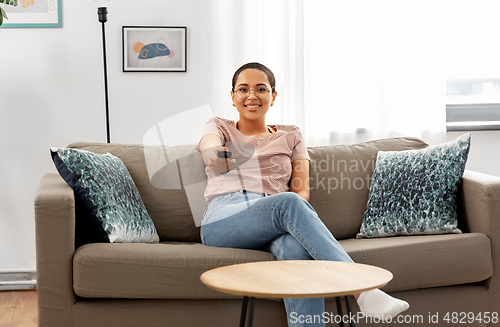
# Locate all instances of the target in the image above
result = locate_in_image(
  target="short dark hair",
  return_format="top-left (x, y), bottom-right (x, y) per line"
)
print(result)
top-left (232, 62), bottom-right (276, 93)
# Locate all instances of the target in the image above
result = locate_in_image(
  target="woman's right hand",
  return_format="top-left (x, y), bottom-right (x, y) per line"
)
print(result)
top-left (199, 135), bottom-right (235, 173)
top-left (202, 146), bottom-right (236, 173)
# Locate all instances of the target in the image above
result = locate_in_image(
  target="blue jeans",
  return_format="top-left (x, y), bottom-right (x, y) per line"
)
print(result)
top-left (200, 190), bottom-right (354, 327)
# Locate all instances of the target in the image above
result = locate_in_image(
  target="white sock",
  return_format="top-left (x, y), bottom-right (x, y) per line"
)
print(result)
top-left (357, 289), bottom-right (409, 320)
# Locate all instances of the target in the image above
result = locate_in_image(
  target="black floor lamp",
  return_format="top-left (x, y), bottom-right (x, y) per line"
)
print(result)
top-left (93, 0), bottom-right (111, 143)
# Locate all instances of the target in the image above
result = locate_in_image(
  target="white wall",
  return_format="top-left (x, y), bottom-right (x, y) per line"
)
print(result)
top-left (1, 0), bottom-right (499, 272)
top-left (0, 0), bottom-right (211, 270)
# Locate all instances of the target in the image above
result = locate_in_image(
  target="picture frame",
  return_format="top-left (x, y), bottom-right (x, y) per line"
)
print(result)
top-left (122, 26), bottom-right (187, 72)
top-left (0, 0), bottom-right (62, 28)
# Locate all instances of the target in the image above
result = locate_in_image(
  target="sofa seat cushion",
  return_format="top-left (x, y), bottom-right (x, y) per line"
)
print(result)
top-left (340, 232), bottom-right (492, 292)
top-left (74, 233), bottom-right (491, 299)
top-left (73, 242), bottom-right (276, 299)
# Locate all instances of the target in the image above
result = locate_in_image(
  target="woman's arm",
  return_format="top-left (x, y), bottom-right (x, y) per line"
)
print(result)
top-left (199, 134), bottom-right (234, 173)
top-left (290, 159), bottom-right (310, 201)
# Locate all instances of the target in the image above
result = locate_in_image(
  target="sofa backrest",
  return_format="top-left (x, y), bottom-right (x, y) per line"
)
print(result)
top-left (69, 137), bottom-right (428, 242)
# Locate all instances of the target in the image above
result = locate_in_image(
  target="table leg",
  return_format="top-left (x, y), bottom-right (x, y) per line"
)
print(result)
top-left (346, 296), bottom-right (355, 327)
top-left (239, 297), bottom-right (249, 327)
top-left (240, 296), bottom-right (353, 327)
top-left (247, 297), bottom-right (255, 327)
top-left (336, 297), bottom-right (345, 327)
top-left (239, 296), bottom-right (256, 327)
top-left (336, 296), bottom-right (356, 327)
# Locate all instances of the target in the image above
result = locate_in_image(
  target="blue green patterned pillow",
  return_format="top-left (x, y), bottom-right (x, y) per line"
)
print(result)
top-left (51, 148), bottom-right (159, 244)
top-left (357, 133), bottom-right (471, 238)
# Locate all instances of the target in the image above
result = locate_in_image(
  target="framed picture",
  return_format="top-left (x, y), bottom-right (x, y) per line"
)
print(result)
top-left (0, 0), bottom-right (62, 28)
top-left (123, 26), bottom-right (187, 72)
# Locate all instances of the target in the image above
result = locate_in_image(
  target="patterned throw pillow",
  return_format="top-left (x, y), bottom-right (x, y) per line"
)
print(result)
top-left (357, 133), bottom-right (471, 238)
top-left (51, 148), bottom-right (159, 245)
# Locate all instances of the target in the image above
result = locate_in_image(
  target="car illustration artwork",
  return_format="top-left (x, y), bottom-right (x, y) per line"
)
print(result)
top-left (133, 39), bottom-right (175, 60)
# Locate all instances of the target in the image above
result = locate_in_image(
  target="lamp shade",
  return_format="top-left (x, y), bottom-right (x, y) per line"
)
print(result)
top-left (93, 0), bottom-right (110, 7)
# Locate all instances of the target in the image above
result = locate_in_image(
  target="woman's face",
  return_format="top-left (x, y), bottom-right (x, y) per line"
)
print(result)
top-left (231, 68), bottom-right (277, 123)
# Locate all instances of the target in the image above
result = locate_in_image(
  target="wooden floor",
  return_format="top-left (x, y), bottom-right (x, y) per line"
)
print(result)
top-left (0, 290), bottom-right (37, 327)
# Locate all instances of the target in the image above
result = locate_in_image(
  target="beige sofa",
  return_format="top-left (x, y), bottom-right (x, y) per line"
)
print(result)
top-left (35, 137), bottom-right (500, 327)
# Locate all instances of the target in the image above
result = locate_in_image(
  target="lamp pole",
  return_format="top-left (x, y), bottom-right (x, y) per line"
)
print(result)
top-left (93, 0), bottom-right (111, 143)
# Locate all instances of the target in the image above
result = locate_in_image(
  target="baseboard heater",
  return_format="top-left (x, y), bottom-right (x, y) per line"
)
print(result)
top-left (0, 268), bottom-right (37, 290)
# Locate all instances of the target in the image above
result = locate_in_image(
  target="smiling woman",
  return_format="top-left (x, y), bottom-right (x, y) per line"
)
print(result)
top-left (230, 67), bottom-right (277, 138)
top-left (196, 62), bottom-right (409, 327)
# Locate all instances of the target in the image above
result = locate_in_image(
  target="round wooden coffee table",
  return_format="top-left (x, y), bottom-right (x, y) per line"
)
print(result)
top-left (200, 260), bottom-right (393, 327)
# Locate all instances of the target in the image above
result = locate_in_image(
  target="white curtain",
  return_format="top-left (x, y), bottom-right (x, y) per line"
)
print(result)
top-left (209, 0), bottom-right (448, 146)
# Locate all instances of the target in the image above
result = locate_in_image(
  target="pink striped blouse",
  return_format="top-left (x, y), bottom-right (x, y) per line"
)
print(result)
top-left (196, 117), bottom-right (310, 203)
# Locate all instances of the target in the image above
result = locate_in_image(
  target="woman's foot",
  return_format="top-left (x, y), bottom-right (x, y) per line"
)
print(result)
top-left (357, 289), bottom-right (409, 320)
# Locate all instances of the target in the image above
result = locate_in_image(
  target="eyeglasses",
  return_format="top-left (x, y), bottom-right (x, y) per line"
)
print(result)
top-left (234, 87), bottom-right (271, 100)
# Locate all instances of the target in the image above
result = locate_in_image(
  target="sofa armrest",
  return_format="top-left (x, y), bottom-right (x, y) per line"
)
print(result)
top-left (35, 173), bottom-right (77, 326)
top-left (461, 170), bottom-right (500, 236)
top-left (460, 170), bottom-right (500, 311)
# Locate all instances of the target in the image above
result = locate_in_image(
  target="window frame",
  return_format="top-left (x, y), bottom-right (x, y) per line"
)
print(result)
top-left (446, 79), bottom-right (500, 132)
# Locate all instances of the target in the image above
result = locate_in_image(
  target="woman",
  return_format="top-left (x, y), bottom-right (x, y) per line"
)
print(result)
top-left (196, 62), bottom-right (409, 326)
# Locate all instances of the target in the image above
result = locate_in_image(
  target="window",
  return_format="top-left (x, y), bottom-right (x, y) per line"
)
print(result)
top-left (446, 81), bottom-right (500, 131)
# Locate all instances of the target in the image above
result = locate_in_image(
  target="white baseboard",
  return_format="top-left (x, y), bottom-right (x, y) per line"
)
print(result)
top-left (0, 268), bottom-right (37, 291)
